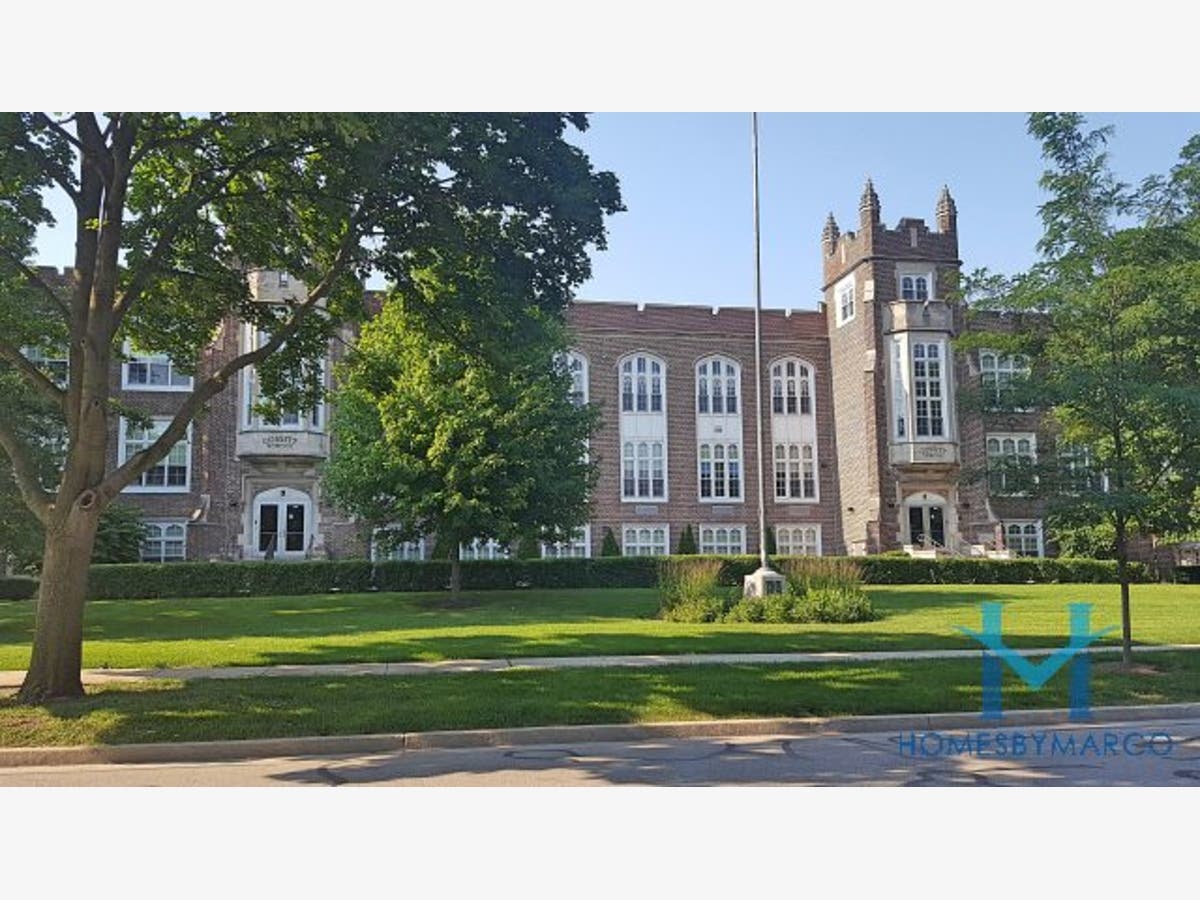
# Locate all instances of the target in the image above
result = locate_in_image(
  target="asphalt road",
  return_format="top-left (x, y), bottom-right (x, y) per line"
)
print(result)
top-left (4, 716), bottom-right (1200, 786)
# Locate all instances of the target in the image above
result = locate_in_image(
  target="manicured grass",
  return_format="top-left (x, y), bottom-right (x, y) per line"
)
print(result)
top-left (1, 583), bottom-right (1199, 672)
top-left (2, 651), bottom-right (1198, 747)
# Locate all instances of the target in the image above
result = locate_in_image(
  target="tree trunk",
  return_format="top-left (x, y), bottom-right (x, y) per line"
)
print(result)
top-left (449, 544), bottom-right (462, 602)
top-left (17, 510), bottom-right (100, 703)
top-left (1115, 515), bottom-right (1133, 668)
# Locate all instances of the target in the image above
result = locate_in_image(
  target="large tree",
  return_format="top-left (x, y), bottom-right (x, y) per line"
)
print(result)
top-left (0, 112), bottom-right (621, 701)
top-left (963, 113), bottom-right (1200, 665)
top-left (323, 284), bottom-right (597, 600)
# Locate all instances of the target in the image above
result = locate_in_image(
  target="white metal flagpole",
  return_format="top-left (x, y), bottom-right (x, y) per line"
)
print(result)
top-left (751, 112), bottom-right (769, 571)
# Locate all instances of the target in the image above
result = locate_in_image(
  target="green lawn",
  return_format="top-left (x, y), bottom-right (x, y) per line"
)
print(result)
top-left (2, 583), bottom-right (1199, 672)
top-left (2, 652), bottom-right (1198, 747)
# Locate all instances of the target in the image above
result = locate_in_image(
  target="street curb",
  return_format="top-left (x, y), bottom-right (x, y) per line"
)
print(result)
top-left (2, 702), bottom-right (1198, 769)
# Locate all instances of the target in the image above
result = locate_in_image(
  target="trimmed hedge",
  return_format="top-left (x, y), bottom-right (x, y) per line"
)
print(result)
top-left (0, 576), bottom-right (38, 601)
top-left (80, 553), bottom-right (1150, 600)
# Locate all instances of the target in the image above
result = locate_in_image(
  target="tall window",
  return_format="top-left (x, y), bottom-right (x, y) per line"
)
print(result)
top-left (1005, 521), bottom-right (1043, 558)
top-left (565, 351), bottom-right (588, 407)
top-left (774, 443), bottom-right (816, 500)
top-left (619, 352), bottom-right (667, 502)
top-left (699, 525), bottom-right (745, 555)
top-left (836, 277), bottom-right (856, 326)
top-left (771, 360), bottom-right (812, 416)
top-left (979, 351), bottom-right (1031, 407)
top-left (123, 343), bottom-right (193, 391)
top-left (620, 354), bottom-right (663, 413)
top-left (696, 356), bottom-right (738, 415)
top-left (623, 441), bottom-right (665, 499)
top-left (119, 418), bottom-right (191, 492)
top-left (698, 443), bottom-right (741, 500)
top-left (243, 323), bottom-right (324, 430)
top-left (141, 521), bottom-right (187, 562)
top-left (986, 433), bottom-right (1037, 495)
top-left (622, 525), bottom-right (668, 557)
top-left (912, 342), bottom-right (946, 437)
top-left (776, 525), bottom-right (821, 556)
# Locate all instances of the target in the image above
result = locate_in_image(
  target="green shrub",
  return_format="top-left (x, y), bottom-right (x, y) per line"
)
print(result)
top-left (93, 504), bottom-right (146, 564)
top-left (0, 576), bottom-right (38, 601)
top-left (661, 595), bottom-right (726, 623)
top-left (793, 586), bottom-right (876, 623)
top-left (777, 556), bottom-right (864, 595)
top-left (600, 527), bottom-right (621, 557)
top-left (722, 596), bottom-right (765, 623)
top-left (676, 525), bottom-right (698, 555)
top-left (657, 556), bottom-right (724, 616)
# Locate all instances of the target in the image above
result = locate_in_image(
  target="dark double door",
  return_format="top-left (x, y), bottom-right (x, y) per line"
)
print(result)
top-left (908, 504), bottom-right (945, 548)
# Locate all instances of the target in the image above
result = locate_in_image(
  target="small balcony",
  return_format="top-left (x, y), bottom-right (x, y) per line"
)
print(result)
top-left (235, 429), bottom-right (328, 459)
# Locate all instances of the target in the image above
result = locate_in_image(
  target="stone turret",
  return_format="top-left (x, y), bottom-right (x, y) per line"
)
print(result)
top-left (936, 184), bottom-right (957, 234)
top-left (822, 212), bottom-right (840, 255)
top-left (859, 177), bottom-right (881, 229)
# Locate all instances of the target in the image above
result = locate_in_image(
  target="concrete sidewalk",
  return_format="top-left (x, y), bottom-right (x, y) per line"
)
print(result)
top-left (3, 642), bottom-right (1198, 688)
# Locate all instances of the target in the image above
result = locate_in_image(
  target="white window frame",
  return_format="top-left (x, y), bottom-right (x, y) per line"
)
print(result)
top-left (773, 442), bottom-right (818, 503)
top-left (910, 339), bottom-right (949, 439)
top-left (775, 524), bottom-right (822, 557)
top-left (1060, 444), bottom-right (1109, 494)
top-left (460, 538), bottom-right (510, 561)
top-left (141, 520), bottom-right (188, 562)
top-left (698, 442), bottom-right (742, 502)
top-left (770, 358), bottom-right (814, 417)
top-left (618, 352), bottom-right (668, 503)
top-left (897, 265), bottom-right (935, 302)
top-left (1004, 520), bottom-right (1044, 558)
top-left (371, 532), bottom-right (426, 561)
top-left (699, 524), bottom-right (746, 556)
top-left (278, 271), bottom-right (289, 287)
top-left (541, 525), bottom-right (592, 559)
top-left (621, 524), bottom-right (669, 557)
top-left (835, 274), bottom-right (856, 327)
top-left (986, 432), bottom-right (1038, 495)
top-left (696, 356), bottom-right (740, 416)
top-left (979, 350), bottom-right (1032, 408)
top-left (121, 341), bottom-right (194, 392)
top-left (565, 351), bottom-right (589, 407)
top-left (118, 417), bottom-right (192, 493)
top-left (241, 321), bottom-right (326, 432)
top-left (21, 346), bottom-right (69, 387)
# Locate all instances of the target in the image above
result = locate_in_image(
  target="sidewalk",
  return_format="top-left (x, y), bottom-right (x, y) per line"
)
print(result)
top-left (3, 642), bottom-right (1198, 688)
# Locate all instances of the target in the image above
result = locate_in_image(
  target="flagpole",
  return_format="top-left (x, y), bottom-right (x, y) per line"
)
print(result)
top-left (751, 112), bottom-right (769, 571)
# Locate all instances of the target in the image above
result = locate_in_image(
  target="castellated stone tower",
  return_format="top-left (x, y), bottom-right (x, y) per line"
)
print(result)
top-left (823, 181), bottom-right (964, 555)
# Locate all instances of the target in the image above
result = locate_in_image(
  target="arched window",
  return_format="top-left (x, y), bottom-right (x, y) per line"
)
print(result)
top-left (776, 525), bottom-right (821, 556)
top-left (770, 359), bottom-right (813, 416)
top-left (696, 356), bottom-right (739, 416)
top-left (619, 353), bottom-right (668, 501)
top-left (621, 353), bottom-right (664, 413)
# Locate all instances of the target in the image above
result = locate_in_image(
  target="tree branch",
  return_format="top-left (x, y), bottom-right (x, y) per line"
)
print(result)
top-left (0, 418), bottom-right (53, 524)
top-left (0, 248), bottom-right (71, 320)
top-left (0, 340), bottom-right (67, 410)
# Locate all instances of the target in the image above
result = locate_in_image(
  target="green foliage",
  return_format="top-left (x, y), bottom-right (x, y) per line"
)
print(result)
top-left (656, 556), bottom-right (725, 618)
top-left (763, 526), bottom-right (776, 556)
top-left (793, 587), bottom-right (876, 623)
top-left (323, 295), bottom-right (598, 573)
top-left (777, 556), bottom-right (865, 595)
top-left (1048, 521), bottom-right (1117, 559)
top-left (515, 535), bottom-right (542, 560)
top-left (0, 576), bottom-right (37, 601)
top-left (600, 527), bottom-right (621, 557)
top-left (676, 524), bottom-right (698, 555)
top-left (964, 115), bottom-right (1200, 585)
top-left (92, 504), bottom-right (146, 565)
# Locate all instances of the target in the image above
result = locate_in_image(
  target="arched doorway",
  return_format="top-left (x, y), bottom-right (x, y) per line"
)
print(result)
top-left (903, 491), bottom-right (949, 549)
top-left (251, 487), bottom-right (313, 559)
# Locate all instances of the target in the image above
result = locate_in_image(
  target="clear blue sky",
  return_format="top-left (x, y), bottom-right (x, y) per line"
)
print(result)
top-left (31, 113), bottom-right (1200, 310)
top-left (569, 112), bottom-right (1200, 309)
